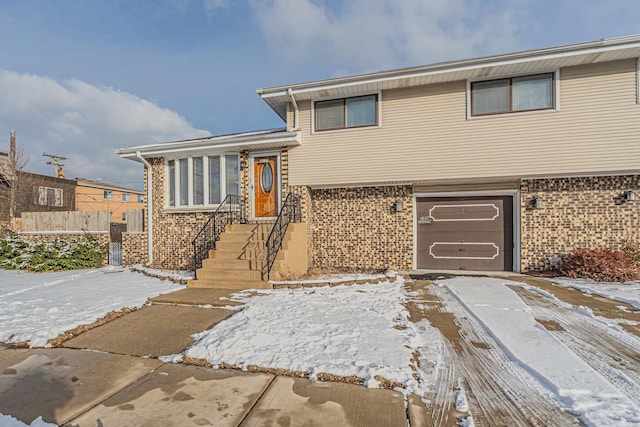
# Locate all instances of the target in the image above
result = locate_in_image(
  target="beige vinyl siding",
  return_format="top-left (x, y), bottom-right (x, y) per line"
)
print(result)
top-left (287, 59), bottom-right (640, 187)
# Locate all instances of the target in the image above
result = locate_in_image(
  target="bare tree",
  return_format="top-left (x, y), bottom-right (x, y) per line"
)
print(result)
top-left (0, 131), bottom-right (31, 229)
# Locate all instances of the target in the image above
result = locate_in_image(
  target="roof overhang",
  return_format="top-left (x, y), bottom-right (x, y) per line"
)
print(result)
top-left (117, 129), bottom-right (301, 161)
top-left (258, 35), bottom-right (640, 120)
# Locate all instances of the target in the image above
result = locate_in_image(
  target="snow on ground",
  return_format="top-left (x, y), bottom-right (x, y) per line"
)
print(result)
top-left (130, 265), bottom-right (195, 282)
top-left (439, 276), bottom-right (640, 426)
top-left (186, 276), bottom-right (435, 395)
top-left (552, 277), bottom-right (640, 310)
top-left (0, 414), bottom-right (56, 427)
top-left (270, 271), bottom-right (394, 285)
top-left (0, 267), bottom-right (181, 347)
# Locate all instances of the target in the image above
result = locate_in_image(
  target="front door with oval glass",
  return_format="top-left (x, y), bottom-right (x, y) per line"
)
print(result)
top-left (253, 156), bottom-right (278, 218)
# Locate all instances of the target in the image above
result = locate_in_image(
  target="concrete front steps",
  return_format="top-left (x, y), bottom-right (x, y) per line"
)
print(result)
top-left (188, 223), bottom-right (272, 290)
top-left (188, 222), bottom-right (308, 290)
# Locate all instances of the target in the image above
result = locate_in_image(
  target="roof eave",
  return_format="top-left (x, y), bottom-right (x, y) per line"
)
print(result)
top-left (257, 35), bottom-right (640, 116)
top-left (117, 130), bottom-right (301, 161)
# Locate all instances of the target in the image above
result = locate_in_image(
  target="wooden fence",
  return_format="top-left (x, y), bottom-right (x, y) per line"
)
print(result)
top-left (126, 209), bottom-right (145, 232)
top-left (21, 211), bottom-right (111, 232)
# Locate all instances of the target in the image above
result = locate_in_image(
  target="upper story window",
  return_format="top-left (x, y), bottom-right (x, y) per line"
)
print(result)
top-left (166, 154), bottom-right (240, 209)
top-left (122, 192), bottom-right (130, 202)
top-left (137, 194), bottom-right (144, 203)
top-left (471, 73), bottom-right (554, 116)
top-left (103, 190), bottom-right (113, 200)
top-left (38, 186), bottom-right (63, 207)
top-left (315, 94), bottom-right (378, 131)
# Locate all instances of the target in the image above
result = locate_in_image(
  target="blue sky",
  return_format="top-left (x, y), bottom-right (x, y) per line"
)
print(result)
top-left (1, 0), bottom-right (639, 189)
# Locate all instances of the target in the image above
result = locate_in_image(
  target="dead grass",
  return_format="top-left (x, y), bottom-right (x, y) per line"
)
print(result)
top-left (316, 372), bottom-right (365, 385)
top-left (298, 267), bottom-right (387, 280)
top-left (182, 356), bottom-right (213, 368)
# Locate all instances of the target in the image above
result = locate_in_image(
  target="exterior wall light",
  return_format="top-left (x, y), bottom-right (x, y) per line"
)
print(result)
top-left (395, 200), bottom-right (403, 212)
top-left (534, 197), bottom-right (543, 209)
top-left (624, 190), bottom-right (637, 202)
top-left (239, 160), bottom-right (247, 170)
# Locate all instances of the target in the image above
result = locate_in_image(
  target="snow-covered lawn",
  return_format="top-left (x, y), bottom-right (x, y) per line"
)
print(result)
top-left (0, 267), bottom-right (181, 347)
top-left (2, 268), bottom-right (640, 426)
top-left (552, 277), bottom-right (640, 310)
top-left (185, 277), bottom-right (433, 394)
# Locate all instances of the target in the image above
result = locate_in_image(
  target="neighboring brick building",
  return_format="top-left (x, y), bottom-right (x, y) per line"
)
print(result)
top-left (74, 179), bottom-right (145, 224)
top-left (1, 152), bottom-right (77, 227)
top-left (118, 36), bottom-right (640, 274)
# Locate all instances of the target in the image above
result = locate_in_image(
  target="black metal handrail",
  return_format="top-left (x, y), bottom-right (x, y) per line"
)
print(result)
top-left (192, 194), bottom-right (245, 274)
top-left (265, 193), bottom-right (302, 280)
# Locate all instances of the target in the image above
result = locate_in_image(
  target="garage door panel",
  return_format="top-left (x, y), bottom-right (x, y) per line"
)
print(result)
top-left (417, 196), bottom-right (513, 271)
top-left (428, 204), bottom-right (500, 222)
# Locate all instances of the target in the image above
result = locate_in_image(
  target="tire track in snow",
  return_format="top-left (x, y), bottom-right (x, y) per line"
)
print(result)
top-left (511, 286), bottom-right (640, 399)
top-left (407, 281), bottom-right (581, 427)
top-left (429, 284), bottom-right (583, 427)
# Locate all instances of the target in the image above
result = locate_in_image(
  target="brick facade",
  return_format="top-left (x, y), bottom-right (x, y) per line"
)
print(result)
top-left (145, 150), bottom-right (639, 275)
top-left (147, 158), bottom-right (213, 270)
top-left (122, 232), bottom-right (148, 266)
top-left (521, 175), bottom-right (640, 271)
top-left (309, 185), bottom-right (413, 271)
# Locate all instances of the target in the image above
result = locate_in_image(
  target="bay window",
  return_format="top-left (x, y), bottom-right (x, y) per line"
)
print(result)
top-left (166, 154), bottom-right (240, 208)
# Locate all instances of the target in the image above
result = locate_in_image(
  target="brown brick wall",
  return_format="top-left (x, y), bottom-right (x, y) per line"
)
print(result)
top-left (521, 175), bottom-right (640, 271)
top-left (309, 185), bottom-right (413, 271)
top-left (148, 158), bottom-right (213, 270)
top-left (122, 232), bottom-right (148, 266)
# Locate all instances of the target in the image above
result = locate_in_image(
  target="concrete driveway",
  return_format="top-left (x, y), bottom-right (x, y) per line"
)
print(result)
top-left (0, 287), bottom-right (411, 427)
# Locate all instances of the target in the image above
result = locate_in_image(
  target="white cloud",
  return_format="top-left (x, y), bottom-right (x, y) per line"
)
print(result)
top-left (0, 70), bottom-right (210, 189)
top-left (246, 0), bottom-right (529, 74)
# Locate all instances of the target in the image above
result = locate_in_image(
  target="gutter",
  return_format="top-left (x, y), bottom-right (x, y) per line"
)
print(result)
top-left (135, 151), bottom-right (153, 266)
top-left (287, 88), bottom-right (299, 130)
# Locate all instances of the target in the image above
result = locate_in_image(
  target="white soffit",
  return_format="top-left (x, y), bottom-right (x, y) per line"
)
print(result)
top-left (258, 35), bottom-right (640, 120)
top-left (117, 129), bottom-right (300, 161)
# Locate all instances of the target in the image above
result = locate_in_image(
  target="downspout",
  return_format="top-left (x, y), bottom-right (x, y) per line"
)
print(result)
top-left (135, 151), bottom-right (153, 266)
top-left (287, 88), bottom-right (299, 130)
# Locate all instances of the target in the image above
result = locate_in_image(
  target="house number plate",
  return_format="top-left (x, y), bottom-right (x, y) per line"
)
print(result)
top-left (418, 216), bottom-right (432, 224)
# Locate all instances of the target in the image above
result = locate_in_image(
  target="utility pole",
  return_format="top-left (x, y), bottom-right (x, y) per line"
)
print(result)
top-left (8, 130), bottom-right (16, 225)
top-left (42, 152), bottom-right (68, 179)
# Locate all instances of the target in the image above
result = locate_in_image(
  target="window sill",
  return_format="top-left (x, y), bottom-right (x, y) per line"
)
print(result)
top-left (163, 206), bottom-right (220, 214)
top-left (311, 124), bottom-right (381, 135)
top-left (467, 107), bottom-right (558, 120)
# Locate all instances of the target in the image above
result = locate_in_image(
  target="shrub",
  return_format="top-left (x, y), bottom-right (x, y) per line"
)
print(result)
top-left (0, 232), bottom-right (106, 272)
top-left (621, 240), bottom-right (640, 267)
top-left (559, 248), bottom-right (640, 282)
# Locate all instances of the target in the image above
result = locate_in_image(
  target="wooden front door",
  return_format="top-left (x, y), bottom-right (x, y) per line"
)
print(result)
top-left (253, 156), bottom-right (278, 218)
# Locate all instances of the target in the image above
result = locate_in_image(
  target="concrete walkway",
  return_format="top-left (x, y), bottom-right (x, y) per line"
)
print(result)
top-left (0, 288), bottom-right (413, 427)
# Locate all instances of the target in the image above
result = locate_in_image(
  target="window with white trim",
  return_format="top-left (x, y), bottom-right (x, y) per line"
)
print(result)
top-left (166, 154), bottom-right (240, 208)
top-left (471, 73), bottom-right (554, 116)
top-left (38, 186), bottom-right (63, 207)
top-left (315, 94), bottom-right (378, 131)
top-left (103, 190), bottom-right (112, 200)
top-left (122, 192), bottom-right (130, 202)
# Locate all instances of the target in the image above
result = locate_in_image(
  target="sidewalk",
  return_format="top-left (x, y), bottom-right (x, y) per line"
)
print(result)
top-left (0, 288), bottom-right (412, 427)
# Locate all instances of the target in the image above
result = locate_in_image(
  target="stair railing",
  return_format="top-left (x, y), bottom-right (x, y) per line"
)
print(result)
top-left (192, 194), bottom-right (245, 275)
top-left (265, 193), bottom-right (302, 280)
